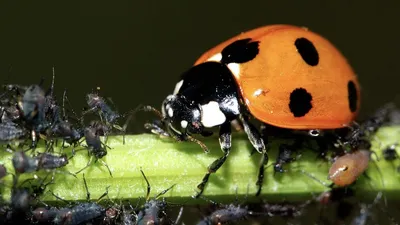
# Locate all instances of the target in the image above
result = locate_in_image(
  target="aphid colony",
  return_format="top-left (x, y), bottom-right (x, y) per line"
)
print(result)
top-left (0, 76), bottom-right (396, 225)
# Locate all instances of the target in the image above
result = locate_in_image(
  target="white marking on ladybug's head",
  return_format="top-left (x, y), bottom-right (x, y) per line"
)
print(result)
top-left (173, 80), bottom-right (184, 95)
top-left (181, 120), bottom-right (188, 129)
top-left (200, 101), bottom-right (226, 128)
top-left (227, 63), bottom-right (240, 79)
top-left (162, 95), bottom-right (176, 118)
top-left (168, 108), bottom-right (174, 117)
top-left (207, 53), bottom-right (222, 62)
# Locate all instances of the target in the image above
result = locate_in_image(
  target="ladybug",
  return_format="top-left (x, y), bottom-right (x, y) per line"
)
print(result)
top-left (146, 24), bottom-right (360, 197)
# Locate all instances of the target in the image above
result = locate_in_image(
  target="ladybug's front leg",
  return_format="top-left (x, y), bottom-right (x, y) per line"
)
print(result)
top-left (239, 115), bottom-right (267, 196)
top-left (144, 121), bottom-right (170, 138)
top-left (193, 122), bottom-right (231, 198)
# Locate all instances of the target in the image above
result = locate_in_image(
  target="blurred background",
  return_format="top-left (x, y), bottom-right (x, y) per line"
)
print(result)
top-left (0, 0), bottom-right (399, 134)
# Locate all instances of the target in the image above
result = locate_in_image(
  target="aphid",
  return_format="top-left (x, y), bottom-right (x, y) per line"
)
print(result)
top-left (273, 140), bottom-right (302, 173)
top-left (342, 103), bottom-right (395, 151)
top-left (22, 84), bottom-right (46, 123)
top-left (85, 90), bottom-right (120, 123)
top-left (328, 149), bottom-right (371, 187)
top-left (53, 203), bottom-right (106, 225)
top-left (12, 151), bottom-right (69, 174)
top-left (0, 122), bottom-right (28, 143)
top-left (196, 204), bottom-right (251, 225)
top-left (303, 177), bottom-right (357, 224)
top-left (382, 143), bottom-right (399, 161)
top-left (75, 121), bottom-right (112, 177)
top-left (10, 175), bottom-right (54, 214)
top-left (316, 187), bottom-right (355, 205)
top-left (43, 89), bottom-right (84, 148)
top-left (10, 188), bottom-right (32, 212)
top-left (4, 78), bottom-right (56, 148)
top-left (38, 174), bottom-right (108, 225)
top-left (0, 105), bottom-right (20, 123)
top-left (120, 206), bottom-right (135, 225)
top-left (44, 120), bottom-right (84, 148)
top-left (194, 185), bottom-right (257, 225)
top-left (350, 192), bottom-right (383, 225)
top-left (82, 89), bottom-right (132, 143)
top-left (101, 205), bottom-right (122, 225)
top-left (31, 206), bottom-right (58, 223)
top-left (258, 202), bottom-right (306, 218)
top-left (84, 122), bottom-right (108, 157)
top-left (43, 67), bottom-right (61, 125)
top-left (135, 168), bottom-right (176, 225)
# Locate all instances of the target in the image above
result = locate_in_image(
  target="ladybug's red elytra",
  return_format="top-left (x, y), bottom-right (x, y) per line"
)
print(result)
top-left (195, 25), bottom-right (360, 129)
top-left (145, 24), bottom-right (360, 197)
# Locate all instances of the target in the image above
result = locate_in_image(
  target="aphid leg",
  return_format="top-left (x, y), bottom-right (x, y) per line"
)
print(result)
top-left (82, 173), bottom-right (110, 204)
top-left (239, 115), bottom-right (267, 196)
top-left (313, 135), bottom-right (337, 160)
top-left (174, 207), bottom-right (184, 225)
top-left (139, 168), bottom-right (152, 202)
top-left (98, 159), bottom-right (113, 177)
top-left (62, 89), bottom-right (80, 120)
top-left (75, 155), bottom-right (93, 176)
top-left (30, 130), bottom-right (38, 150)
top-left (83, 173), bottom-right (91, 201)
top-left (110, 105), bottom-right (140, 144)
top-left (49, 190), bottom-right (71, 205)
top-left (81, 106), bottom-right (100, 118)
top-left (140, 168), bottom-right (176, 202)
top-left (366, 152), bottom-right (387, 206)
top-left (193, 122), bottom-right (231, 198)
top-left (155, 184), bottom-right (176, 199)
top-left (121, 105), bottom-right (145, 137)
top-left (299, 169), bottom-right (333, 188)
top-left (97, 186), bottom-right (110, 203)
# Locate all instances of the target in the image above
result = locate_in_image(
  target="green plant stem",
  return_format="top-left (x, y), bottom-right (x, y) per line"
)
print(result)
top-left (1, 126), bottom-right (399, 205)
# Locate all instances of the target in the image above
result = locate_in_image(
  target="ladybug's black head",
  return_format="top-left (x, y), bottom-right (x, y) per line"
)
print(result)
top-left (161, 95), bottom-right (204, 138)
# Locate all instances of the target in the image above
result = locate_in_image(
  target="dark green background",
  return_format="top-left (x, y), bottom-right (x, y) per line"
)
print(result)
top-left (0, 0), bottom-right (399, 131)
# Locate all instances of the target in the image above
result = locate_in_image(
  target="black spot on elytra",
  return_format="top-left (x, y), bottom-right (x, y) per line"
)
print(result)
top-left (289, 88), bottom-right (312, 117)
top-left (347, 80), bottom-right (358, 112)
top-left (221, 38), bottom-right (259, 64)
top-left (295, 38), bottom-right (319, 66)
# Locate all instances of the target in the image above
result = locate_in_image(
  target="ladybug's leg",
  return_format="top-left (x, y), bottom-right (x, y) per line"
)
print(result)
top-left (144, 121), bottom-right (170, 138)
top-left (194, 122), bottom-right (231, 198)
top-left (239, 115), bottom-right (267, 196)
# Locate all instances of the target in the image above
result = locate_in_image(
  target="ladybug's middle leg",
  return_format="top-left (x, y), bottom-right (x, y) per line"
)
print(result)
top-left (194, 122), bottom-right (231, 198)
top-left (239, 115), bottom-right (267, 196)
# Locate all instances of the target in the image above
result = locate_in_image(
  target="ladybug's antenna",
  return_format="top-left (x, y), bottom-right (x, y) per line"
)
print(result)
top-left (187, 135), bottom-right (209, 153)
top-left (141, 105), bottom-right (163, 119)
